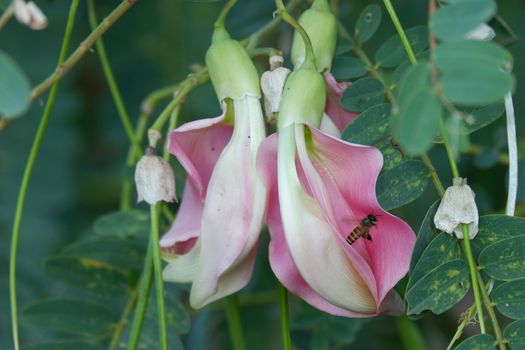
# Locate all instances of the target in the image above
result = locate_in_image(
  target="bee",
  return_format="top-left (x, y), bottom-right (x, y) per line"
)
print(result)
top-left (346, 214), bottom-right (378, 245)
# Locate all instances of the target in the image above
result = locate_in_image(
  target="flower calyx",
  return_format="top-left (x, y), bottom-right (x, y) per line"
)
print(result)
top-left (205, 26), bottom-right (260, 101)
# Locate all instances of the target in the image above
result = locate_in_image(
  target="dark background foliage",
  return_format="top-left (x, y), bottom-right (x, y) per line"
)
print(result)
top-left (1, 0), bottom-right (524, 349)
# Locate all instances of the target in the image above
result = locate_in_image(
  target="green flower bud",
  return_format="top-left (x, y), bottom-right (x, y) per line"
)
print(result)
top-left (205, 27), bottom-right (261, 100)
top-left (291, 0), bottom-right (337, 72)
top-left (277, 66), bottom-right (326, 129)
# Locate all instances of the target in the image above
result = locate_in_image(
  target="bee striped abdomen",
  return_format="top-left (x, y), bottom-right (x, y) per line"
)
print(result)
top-left (346, 214), bottom-right (377, 246)
top-left (346, 226), bottom-right (368, 245)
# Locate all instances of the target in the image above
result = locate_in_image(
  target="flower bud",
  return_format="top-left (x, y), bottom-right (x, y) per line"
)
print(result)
top-left (12, 0), bottom-right (47, 30)
top-left (135, 147), bottom-right (177, 205)
top-left (205, 27), bottom-right (261, 101)
top-left (291, 0), bottom-right (337, 72)
top-left (434, 177), bottom-right (479, 239)
top-left (277, 66), bottom-right (326, 129)
top-left (261, 55), bottom-right (291, 122)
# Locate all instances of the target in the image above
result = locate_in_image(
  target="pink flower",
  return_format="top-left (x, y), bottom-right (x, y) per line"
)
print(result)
top-left (160, 96), bottom-right (267, 308)
top-left (323, 72), bottom-right (359, 134)
top-left (257, 123), bottom-right (416, 316)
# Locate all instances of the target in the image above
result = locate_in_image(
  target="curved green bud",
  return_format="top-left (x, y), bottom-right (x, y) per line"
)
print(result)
top-left (291, 0), bottom-right (337, 72)
top-left (277, 66), bottom-right (326, 129)
top-left (205, 27), bottom-right (261, 100)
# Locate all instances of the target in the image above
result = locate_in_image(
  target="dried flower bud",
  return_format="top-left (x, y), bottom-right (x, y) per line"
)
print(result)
top-left (12, 0), bottom-right (47, 30)
top-left (465, 23), bottom-right (495, 41)
top-left (261, 56), bottom-right (291, 122)
top-left (135, 147), bottom-right (176, 205)
top-left (434, 177), bottom-right (479, 239)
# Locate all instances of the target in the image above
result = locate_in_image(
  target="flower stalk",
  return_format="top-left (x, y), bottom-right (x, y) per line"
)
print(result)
top-left (8, 1), bottom-right (79, 348)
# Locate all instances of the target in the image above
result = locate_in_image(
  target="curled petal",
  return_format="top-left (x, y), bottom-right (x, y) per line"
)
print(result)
top-left (160, 181), bottom-right (202, 252)
top-left (257, 134), bottom-right (372, 317)
top-left (190, 96), bottom-right (267, 308)
top-left (168, 113), bottom-right (233, 197)
top-left (301, 126), bottom-right (416, 304)
top-left (324, 73), bottom-right (359, 132)
top-left (12, 0), bottom-right (47, 30)
top-left (276, 125), bottom-right (377, 314)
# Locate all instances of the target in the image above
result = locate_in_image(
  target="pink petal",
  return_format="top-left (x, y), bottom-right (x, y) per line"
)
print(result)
top-left (190, 96), bottom-right (267, 308)
top-left (324, 73), bottom-right (359, 132)
top-left (257, 134), bottom-right (375, 317)
top-left (168, 114), bottom-right (233, 198)
top-left (276, 125), bottom-right (378, 313)
top-left (160, 181), bottom-right (202, 252)
top-left (303, 126), bottom-right (416, 305)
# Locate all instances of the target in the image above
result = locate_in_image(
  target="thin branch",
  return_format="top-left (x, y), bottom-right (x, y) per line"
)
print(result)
top-left (30, 0), bottom-right (138, 101)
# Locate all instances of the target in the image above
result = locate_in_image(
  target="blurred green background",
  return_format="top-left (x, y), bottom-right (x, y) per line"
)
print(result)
top-left (1, 0), bottom-right (523, 349)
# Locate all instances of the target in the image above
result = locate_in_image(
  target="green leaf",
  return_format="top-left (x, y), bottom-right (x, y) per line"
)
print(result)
top-left (434, 40), bottom-right (514, 106)
top-left (292, 301), bottom-right (369, 348)
top-left (21, 298), bottom-right (118, 337)
top-left (391, 62), bottom-right (442, 155)
top-left (376, 160), bottom-right (429, 210)
top-left (504, 320), bottom-right (525, 349)
top-left (377, 142), bottom-right (405, 171)
top-left (409, 201), bottom-right (444, 271)
top-left (341, 77), bottom-right (385, 112)
top-left (434, 40), bottom-right (512, 71)
top-left (0, 50), bottom-right (31, 118)
top-left (375, 26), bottom-right (428, 68)
top-left (408, 233), bottom-right (460, 291)
top-left (478, 235), bottom-right (525, 281)
top-left (354, 4), bottom-right (382, 45)
top-left (406, 260), bottom-right (470, 315)
top-left (454, 334), bottom-right (496, 350)
top-left (61, 238), bottom-right (146, 271)
top-left (471, 215), bottom-right (525, 258)
top-left (331, 56), bottom-right (367, 80)
top-left (492, 279), bottom-right (525, 320)
top-left (430, 0), bottom-right (496, 41)
top-left (93, 210), bottom-right (150, 238)
top-left (462, 104), bottom-right (505, 133)
top-left (45, 256), bottom-right (132, 297)
top-left (22, 341), bottom-right (100, 350)
top-left (341, 103), bottom-right (390, 145)
top-left (121, 291), bottom-right (188, 349)
top-left (335, 38), bottom-right (352, 55)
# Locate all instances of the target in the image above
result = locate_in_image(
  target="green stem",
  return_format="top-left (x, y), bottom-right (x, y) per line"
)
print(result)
top-left (477, 273), bottom-right (506, 349)
top-left (396, 316), bottom-right (426, 350)
top-left (108, 288), bottom-right (139, 350)
top-left (461, 226), bottom-right (486, 334)
top-left (30, 0), bottom-right (137, 101)
top-left (127, 235), bottom-right (154, 350)
top-left (87, 0), bottom-right (141, 159)
top-left (274, 0), bottom-right (317, 68)
top-left (120, 113), bottom-right (149, 210)
top-left (8, 2), bottom-right (79, 349)
top-left (214, 0), bottom-right (237, 28)
top-left (150, 69), bottom-right (209, 132)
top-left (442, 128), bottom-right (486, 334)
top-left (225, 295), bottom-right (247, 350)
top-left (0, 5), bottom-right (13, 31)
top-left (244, 0), bottom-right (302, 49)
top-left (163, 105), bottom-right (180, 161)
top-left (150, 204), bottom-right (168, 350)
top-left (382, 0), bottom-right (417, 65)
top-left (279, 285), bottom-right (292, 350)
top-left (446, 305), bottom-right (476, 350)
